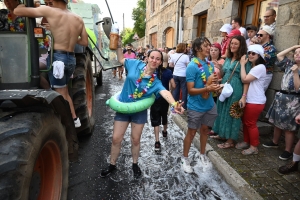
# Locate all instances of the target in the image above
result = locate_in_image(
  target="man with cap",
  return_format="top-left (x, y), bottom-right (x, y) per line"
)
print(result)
top-left (150, 52), bottom-right (175, 152)
top-left (251, 25), bottom-right (277, 90)
top-left (262, 9), bottom-right (276, 31)
top-left (246, 25), bottom-right (258, 46)
top-left (15, 0), bottom-right (88, 128)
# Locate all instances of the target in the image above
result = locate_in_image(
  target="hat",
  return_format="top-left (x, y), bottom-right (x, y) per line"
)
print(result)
top-left (219, 82), bottom-right (233, 102)
top-left (162, 52), bottom-right (168, 68)
top-left (246, 25), bottom-right (258, 32)
top-left (248, 44), bottom-right (265, 59)
top-left (219, 24), bottom-right (232, 34)
top-left (212, 42), bottom-right (222, 52)
top-left (260, 25), bottom-right (274, 36)
top-left (228, 29), bottom-right (241, 38)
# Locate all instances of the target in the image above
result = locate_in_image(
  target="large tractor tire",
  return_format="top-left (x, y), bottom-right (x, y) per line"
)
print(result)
top-left (72, 52), bottom-right (95, 136)
top-left (0, 107), bottom-right (68, 200)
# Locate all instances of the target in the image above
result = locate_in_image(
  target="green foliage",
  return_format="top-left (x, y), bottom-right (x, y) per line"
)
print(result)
top-left (120, 28), bottom-right (135, 46)
top-left (132, 0), bottom-right (146, 38)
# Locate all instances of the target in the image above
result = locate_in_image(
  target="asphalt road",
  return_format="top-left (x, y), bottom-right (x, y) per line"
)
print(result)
top-left (67, 70), bottom-right (239, 200)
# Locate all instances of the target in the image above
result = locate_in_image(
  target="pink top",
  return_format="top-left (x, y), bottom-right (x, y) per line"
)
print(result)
top-left (124, 52), bottom-right (136, 59)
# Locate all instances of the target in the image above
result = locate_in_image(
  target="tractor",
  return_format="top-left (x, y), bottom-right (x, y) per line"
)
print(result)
top-left (0, 0), bottom-right (116, 199)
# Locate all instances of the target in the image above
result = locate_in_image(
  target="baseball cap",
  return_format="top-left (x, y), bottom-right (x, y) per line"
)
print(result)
top-left (219, 83), bottom-right (233, 102)
top-left (260, 25), bottom-right (274, 36)
top-left (212, 42), bottom-right (222, 52)
top-left (219, 24), bottom-right (232, 34)
top-left (162, 52), bottom-right (168, 68)
top-left (246, 25), bottom-right (258, 32)
top-left (248, 44), bottom-right (265, 59)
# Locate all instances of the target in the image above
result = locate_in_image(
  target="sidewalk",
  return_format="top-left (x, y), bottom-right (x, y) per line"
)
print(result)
top-left (172, 113), bottom-right (300, 200)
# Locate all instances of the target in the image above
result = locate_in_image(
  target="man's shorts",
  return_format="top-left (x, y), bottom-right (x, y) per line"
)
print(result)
top-left (114, 109), bottom-right (147, 124)
top-left (150, 98), bottom-right (169, 127)
top-left (187, 105), bottom-right (218, 129)
top-left (46, 51), bottom-right (75, 88)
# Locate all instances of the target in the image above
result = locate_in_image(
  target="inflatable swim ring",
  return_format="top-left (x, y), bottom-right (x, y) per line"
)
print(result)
top-left (106, 91), bottom-right (156, 114)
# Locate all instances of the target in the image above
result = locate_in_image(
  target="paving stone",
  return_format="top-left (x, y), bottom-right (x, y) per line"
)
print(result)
top-left (248, 178), bottom-right (261, 187)
top-left (265, 170), bottom-right (282, 181)
top-left (275, 194), bottom-right (298, 200)
top-left (265, 185), bottom-right (287, 194)
top-left (283, 174), bottom-right (300, 183)
top-left (292, 182), bottom-right (300, 190)
top-left (255, 186), bottom-right (270, 196)
top-left (277, 179), bottom-right (298, 194)
top-left (256, 177), bottom-right (277, 186)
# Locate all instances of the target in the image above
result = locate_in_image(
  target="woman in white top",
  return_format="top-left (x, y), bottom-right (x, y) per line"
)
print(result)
top-left (237, 44), bottom-right (267, 155)
top-left (169, 43), bottom-right (190, 109)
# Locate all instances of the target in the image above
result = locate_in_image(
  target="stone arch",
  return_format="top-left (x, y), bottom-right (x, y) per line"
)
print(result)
top-left (162, 20), bottom-right (176, 48)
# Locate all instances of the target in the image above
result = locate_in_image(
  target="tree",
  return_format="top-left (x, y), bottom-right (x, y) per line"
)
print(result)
top-left (132, 0), bottom-right (146, 38)
top-left (120, 28), bottom-right (135, 46)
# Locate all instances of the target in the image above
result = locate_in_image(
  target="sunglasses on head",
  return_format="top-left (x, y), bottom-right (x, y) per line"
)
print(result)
top-left (248, 51), bottom-right (258, 56)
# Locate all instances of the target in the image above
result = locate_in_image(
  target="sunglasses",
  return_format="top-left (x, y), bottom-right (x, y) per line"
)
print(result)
top-left (256, 34), bottom-right (265, 37)
top-left (248, 51), bottom-right (258, 56)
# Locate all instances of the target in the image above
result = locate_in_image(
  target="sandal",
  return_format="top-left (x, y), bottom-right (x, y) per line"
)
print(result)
top-left (235, 142), bottom-right (249, 150)
top-left (210, 135), bottom-right (226, 141)
top-left (241, 147), bottom-right (258, 155)
top-left (217, 142), bottom-right (234, 149)
top-left (208, 130), bottom-right (216, 136)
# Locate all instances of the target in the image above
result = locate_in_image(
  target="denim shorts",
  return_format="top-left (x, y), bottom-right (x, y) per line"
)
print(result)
top-left (114, 109), bottom-right (148, 124)
top-left (47, 52), bottom-right (76, 88)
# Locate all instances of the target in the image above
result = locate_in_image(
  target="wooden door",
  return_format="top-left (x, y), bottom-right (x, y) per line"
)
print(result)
top-left (150, 33), bottom-right (157, 49)
top-left (165, 28), bottom-right (174, 48)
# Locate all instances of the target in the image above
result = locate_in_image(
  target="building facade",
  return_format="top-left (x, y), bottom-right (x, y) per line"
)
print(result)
top-left (144, 0), bottom-right (300, 116)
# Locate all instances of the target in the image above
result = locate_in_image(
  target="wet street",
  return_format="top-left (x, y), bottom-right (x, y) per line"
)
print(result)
top-left (67, 70), bottom-right (240, 200)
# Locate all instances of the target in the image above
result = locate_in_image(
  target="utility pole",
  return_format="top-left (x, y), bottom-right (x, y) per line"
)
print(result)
top-left (123, 13), bottom-right (125, 31)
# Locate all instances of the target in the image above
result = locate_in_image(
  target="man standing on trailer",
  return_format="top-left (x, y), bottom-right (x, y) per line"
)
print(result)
top-left (14, 0), bottom-right (88, 128)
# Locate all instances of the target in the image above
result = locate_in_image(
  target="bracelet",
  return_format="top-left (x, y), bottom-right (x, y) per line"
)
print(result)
top-left (170, 101), bottom-right (178, 113)
top-left (242, 94), bottom-right (246, 97)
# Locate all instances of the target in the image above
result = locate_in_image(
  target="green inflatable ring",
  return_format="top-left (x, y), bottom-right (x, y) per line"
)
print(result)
top-left (106, 91), bottom-right (156, 114)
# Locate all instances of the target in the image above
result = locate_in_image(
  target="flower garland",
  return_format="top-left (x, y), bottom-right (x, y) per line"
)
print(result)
top-left (7, 13), bottom-right (24, 32)
top-left (192, 58), bottom-right (213, 85)
top-left (129, 66), bottom-right (156, 99)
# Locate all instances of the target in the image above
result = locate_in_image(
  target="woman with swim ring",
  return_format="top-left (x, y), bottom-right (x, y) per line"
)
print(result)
top-left (101, 38), bottom-right (185, 179)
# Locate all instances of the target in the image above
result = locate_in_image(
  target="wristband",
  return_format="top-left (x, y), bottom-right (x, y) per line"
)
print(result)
top-left (242, 94), bottom-right (246, 97)
top-left (170, 101), bottom-right (178, 113)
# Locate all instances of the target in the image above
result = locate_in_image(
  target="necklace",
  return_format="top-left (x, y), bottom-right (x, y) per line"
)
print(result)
top-left (129, 66), bottom-right (156, 99)
top-left (7, 12), bottom-right (24, 32)
top-left (192, 58), bottom-right (213, 85)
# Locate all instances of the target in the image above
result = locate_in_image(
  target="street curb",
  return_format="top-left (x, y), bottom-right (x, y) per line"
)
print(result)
top-left (171, 113), bottom-right (263, 200)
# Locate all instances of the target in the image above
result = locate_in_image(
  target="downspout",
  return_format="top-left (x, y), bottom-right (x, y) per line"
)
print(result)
top-left (178, 0), bottom-right (185, 43)
top-left (175, 0), bottom-right (180, 45)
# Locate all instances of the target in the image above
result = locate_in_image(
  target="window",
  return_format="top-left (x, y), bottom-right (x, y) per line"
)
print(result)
top-left (197, 14), bottom-right (207, 37)
top-left (151, 0), bottom-right (156, 13)
top-left (165, 28), bottom-right (174, 48)
top-left (241, 0), bottom-right (278, 28)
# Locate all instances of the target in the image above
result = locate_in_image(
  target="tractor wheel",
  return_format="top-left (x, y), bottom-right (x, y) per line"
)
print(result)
top-left (72, 52), bottom-right (95, 136)
top-left (96, 70), bottom-right (103, 86)
top-left (0, 107), bottom-right (68, 200)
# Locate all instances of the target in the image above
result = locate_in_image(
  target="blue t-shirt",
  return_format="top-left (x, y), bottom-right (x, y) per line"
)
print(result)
top-left (119, 59), bottom-right (166, 102)
top-left (155, 68), bottom-right (173, 100)
top-left (186, 58), bottom-right (215, 112)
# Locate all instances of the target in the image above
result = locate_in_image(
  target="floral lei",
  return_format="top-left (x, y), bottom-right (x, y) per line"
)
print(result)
top-left (192, 58), bottom-right (213, 85)
top-left (7, 13), bottom-right (24, 32)
top-left (129, 66), bottom-right (156, 99)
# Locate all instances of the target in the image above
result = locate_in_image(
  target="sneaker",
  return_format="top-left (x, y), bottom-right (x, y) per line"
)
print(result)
top-left (200, 154), bottom-right (209, 165)
top-left (279, 151), bottom-right (293, 160)
top-left (278, 161), bottom-right (299, 174)
top-left (155, 141), bottom-right (161, 152)
top-left (162, 131), bottom-right (168, 137)
top-left (100, 164), bottom-right (117, 178)
top-left (132, 163), bottom-right (142, 178)
top-left (181, 156), bottom-right (193, 173)
top-left (74, 118), bottom-right (81, 128)
top-left (262, 141), bottom-right (279, 148)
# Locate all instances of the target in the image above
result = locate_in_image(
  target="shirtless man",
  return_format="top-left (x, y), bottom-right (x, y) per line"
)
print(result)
top-left (14, 0), bottom-right (88, 128)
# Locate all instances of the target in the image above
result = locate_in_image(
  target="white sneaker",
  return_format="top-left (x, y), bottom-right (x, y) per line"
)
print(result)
top-left (199, 154), bottom-right (209, 165)
top-left (181, 156), bottom-right (193, 173)
top-left (74, 118), bottom-right (81, 128)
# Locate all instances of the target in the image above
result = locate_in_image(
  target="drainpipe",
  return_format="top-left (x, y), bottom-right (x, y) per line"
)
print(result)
top-left (178, 0), bottom-right (185, 43)
top-left (175, 0), bottom-right (180, 45)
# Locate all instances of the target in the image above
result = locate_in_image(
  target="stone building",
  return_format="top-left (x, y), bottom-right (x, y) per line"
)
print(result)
top-left (144, 0), bottom-right (300, 119)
